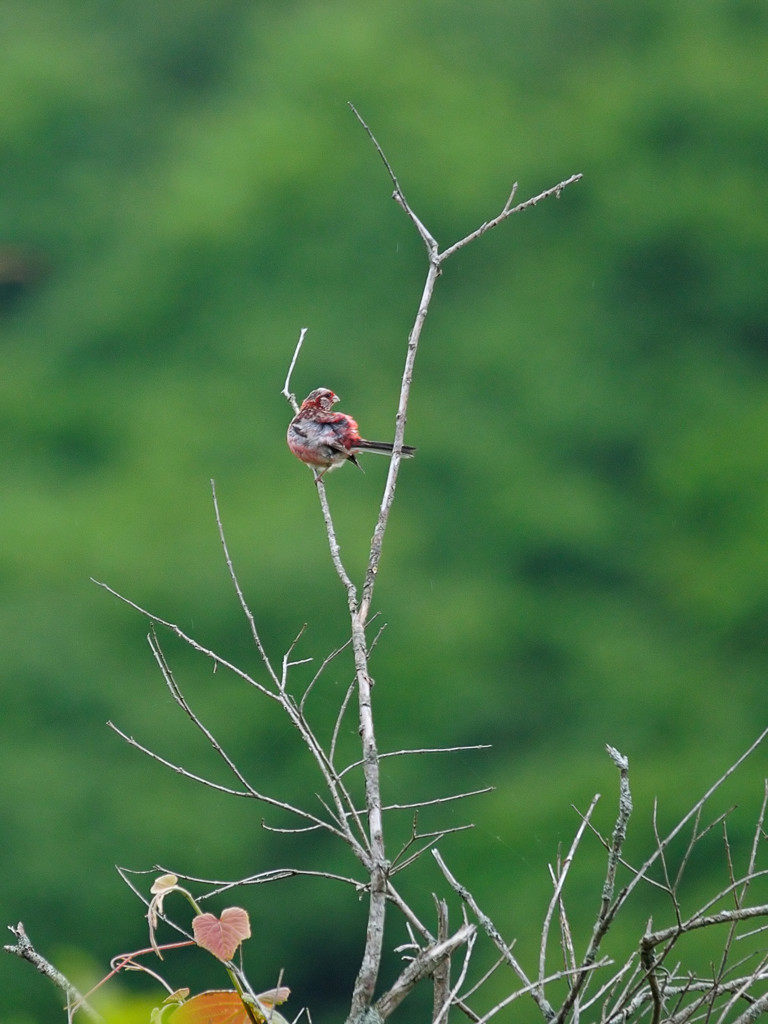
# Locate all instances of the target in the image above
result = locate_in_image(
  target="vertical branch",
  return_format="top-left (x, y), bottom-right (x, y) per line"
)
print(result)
top-left (554, 746), bottom-right (632, 1024)
top-left (348, 609), bottom-right (387, 1018)
top-left (345, 106), bottom-right (442, 1022)
top-left (359, 259), bottom-right (440, 622)
top-left (317, 477), bottom-right (358, 605)
top-left (537, 794), bottom-right (600, 994)
top-left (432, 897), bottom-right (451, 1022)
top-left (348, 104), bottom-right (440, 626)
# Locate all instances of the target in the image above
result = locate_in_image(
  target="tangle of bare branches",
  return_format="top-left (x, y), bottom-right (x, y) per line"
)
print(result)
top-left (18, 110), bottom-right (768, 1024)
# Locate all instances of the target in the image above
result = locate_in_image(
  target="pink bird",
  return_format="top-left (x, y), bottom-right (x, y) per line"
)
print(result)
top-left (287, 388), bottom-right (415, 480)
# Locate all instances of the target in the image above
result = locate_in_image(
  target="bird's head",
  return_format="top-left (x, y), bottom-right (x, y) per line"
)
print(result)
top-left (301, 388), bottom-right (339, 412)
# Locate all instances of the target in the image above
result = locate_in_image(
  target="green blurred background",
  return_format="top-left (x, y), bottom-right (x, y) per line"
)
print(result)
top-left (2, 0), bottom-right (768, 1020)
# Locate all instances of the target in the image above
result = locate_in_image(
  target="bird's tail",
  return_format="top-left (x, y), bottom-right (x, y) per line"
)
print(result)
top-left (355, 440), bottom-right (416, 457)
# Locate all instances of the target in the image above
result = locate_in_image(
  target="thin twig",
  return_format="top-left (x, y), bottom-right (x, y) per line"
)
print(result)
top-left (390, 825), bottom-right (475, 875)
top-left (98, 579), bottom-right (369, 862)
top-left (433, 928), bottom-right (477, 1024)
top-left (619, 726), bottom-right (768, 908)
top-left (299, 636), bottom-right (353, 713)
top-left (347, 103), bottom-right (438, 256)
top-left (385, 879), bottom-right (435, 944)
top-left (212, 479), bottom-right (280, 686)
top-left (553, 746), bottom-right (632, 1024)
top-left (107, 719), bottom-right (338, 835)
top-left (330, 677), bottom-right (358, 765)
top-left (144, 623), bottom-right (361, 850)
top-left (438, 174), bottom-right (582, 263)
top-left (381, 786), bottom-right (493, 812)
top-left (282, 328), bottom-right (308, 407)
top-left (645, 904), bottom-right (768, 948)
top-left (474, 960), bottom-right (610, 1024)
top-left (539, 793), bottom-right (600, 989)
top-left (433, 848), bottom-right (556, 1022)
top-left (147, 627), bottom-right (274, 800)
top-left (123, 864), bottom-right (365, 900)
top-left (339, 744), bottom-right (492, 777)
top-left (92, 579), bottom-right (274, 697)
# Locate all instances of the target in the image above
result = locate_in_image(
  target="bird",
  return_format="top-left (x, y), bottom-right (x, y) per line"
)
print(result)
top-left (287, 387), bottom-right (415, 480)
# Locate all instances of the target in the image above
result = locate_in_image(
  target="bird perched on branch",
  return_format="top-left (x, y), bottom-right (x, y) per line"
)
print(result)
top-left (287, 387), bottom-right (415, 480)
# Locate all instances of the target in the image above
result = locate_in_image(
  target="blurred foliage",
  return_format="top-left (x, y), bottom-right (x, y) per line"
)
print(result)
top-left (1, 0), bottom-right (767, 1020)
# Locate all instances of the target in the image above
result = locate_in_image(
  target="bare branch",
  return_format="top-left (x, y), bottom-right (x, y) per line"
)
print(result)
top-left (390, 824), bottom-right (475, 875)
top-left (299, 636), bottom-right (353, 713)
top-left (604, 745), bottom-right (633, 905)
top-left (146, 627), bottom-right (272, 800)
top-left (743, 779), bottom-right (768, 900)
top-left (5, 923), bottom-right (103, 1024)
top-left (340, 744), bottom-right (492, 777)
top-left (385, 879), bottom-right (435, 945)
top-left (349, 108), bottom-right (581, 625)
top-left (381, 785), bottom-right (493, 813)
top-left (433, 849), bottom-right (556, 1022)
top-left (275, 121), bottom-right (583, 1024)
top-left (150, 865), bottom-right (366, 898)
top-left (433, 927), bottom-right (477, 1024)
top-left (315, 474), bottom-right (358, 600)
top-left (577, 949), bottom-right (639, 1015)
top-left (373, 922), bottom-right (476, 1020)
top-left (358, 259), bottom-right (438, 624)
top-left (144, 623), bottom-right (366, 858)
top-left (107, 720), bottom-right (255, 798)
top-left (729, 989), bottom-right (768, 1024)
top-left (644, 904), bottom-right (768, 948)
top-left (538, 793), bottom-right (600, 987)
top-left (108, 715), bottom-right (352, 847)
top-left (330, 676), bottom-right (358, 765)
top-left (432, 898), bottom-right (451, 1023)
top-left (619, 725), bottom-right (768, 908)
top-left (474, 960), bottom-right (610, 1024)
top-left (260, 821), bottom-right (325, 835)
top-left (438, 173), bottom-right (582, 263)
top-left (459, 953), bottom-right (506, 1006)
top-left (98, 583), bottom-right (370, 864)
top-left (553, 746), bottom-right (632, 1024)
top-left (348, 610), bottom-right (387, 1017)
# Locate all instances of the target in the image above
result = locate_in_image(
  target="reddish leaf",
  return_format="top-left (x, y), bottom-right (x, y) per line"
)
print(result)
top-left (192, 907), bottom-right (251, 962)
top-left (168, 990), bottom-right (250, 1024)
top-left (167, 990), bottom-right (290, 1024)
